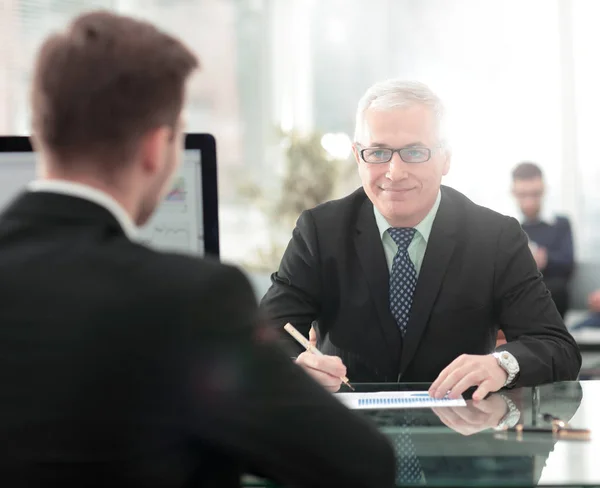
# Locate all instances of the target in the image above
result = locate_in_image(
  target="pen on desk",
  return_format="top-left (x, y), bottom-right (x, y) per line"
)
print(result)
top-left (495, 423), bottom-right (591, 441)
top-left (283, 323), bottom-right (354, 391)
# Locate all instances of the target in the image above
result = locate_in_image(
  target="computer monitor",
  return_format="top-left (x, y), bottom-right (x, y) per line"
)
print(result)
top-left (0, 134), bottom-right (219, 257)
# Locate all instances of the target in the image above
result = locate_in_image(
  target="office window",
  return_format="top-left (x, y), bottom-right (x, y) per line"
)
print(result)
top-left (0, 0), bottom-right (113, 133)
top-left (0, 0), bottom-right (593, 271)
top-left (572, 0), bottom-right (600, 261)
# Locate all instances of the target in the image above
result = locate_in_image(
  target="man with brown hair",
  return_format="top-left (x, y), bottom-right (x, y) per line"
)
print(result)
top-left (0, 11), bottom-right (394, 487)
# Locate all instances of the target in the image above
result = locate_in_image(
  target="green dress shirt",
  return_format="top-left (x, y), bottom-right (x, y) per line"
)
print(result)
top-left (373, 191), bottom-right (442, 276)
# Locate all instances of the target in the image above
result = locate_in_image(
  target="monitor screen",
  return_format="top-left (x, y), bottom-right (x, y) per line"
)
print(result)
top-left (0, 134), bottom-right (219, 257)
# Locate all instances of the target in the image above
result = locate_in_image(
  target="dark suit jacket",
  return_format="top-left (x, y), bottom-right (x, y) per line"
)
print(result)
top-left (0, 191), bottom-right (395, 488)
top-left (261, 186), bottom-right (581, 385)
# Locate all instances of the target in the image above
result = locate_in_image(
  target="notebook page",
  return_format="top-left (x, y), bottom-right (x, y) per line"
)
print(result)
top-left (335, 391), bottom-right (466, 409)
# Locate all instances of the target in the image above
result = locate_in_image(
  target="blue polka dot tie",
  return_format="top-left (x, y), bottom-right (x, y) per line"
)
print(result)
top-left (393, 418), bottom-right (425, 484)
top-left (388, 227), bottom-right (417, 335)
top-left (373, 411), bottom-right (424, 484)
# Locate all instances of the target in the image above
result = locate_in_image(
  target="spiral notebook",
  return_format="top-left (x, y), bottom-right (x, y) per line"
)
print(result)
top-left (335, 391), bottom-right (466, 410)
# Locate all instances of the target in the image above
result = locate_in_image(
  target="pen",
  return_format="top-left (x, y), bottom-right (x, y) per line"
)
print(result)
top-left (495, 424), bottom-right (591, 441)
top-left (283, 323), bottom-right (354, 391)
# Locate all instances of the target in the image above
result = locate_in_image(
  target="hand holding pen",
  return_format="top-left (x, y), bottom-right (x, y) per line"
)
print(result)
top-left (284, 323), bottom-right (354, 392)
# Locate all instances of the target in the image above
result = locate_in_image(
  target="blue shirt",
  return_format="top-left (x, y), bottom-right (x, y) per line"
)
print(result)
top-left (521, 215), bottom-right (574, 279)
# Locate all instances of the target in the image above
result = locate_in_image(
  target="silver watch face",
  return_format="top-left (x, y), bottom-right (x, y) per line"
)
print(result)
top-left (504, 410), bottom-right (521, 428)
top-left (496, 352), bottom-right (519, 376)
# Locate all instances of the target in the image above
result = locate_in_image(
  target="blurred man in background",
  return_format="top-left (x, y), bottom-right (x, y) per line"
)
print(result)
top-left (0, 11), bottom-right (395, 487)
top-left (511, 162), bottom-right (575, 318)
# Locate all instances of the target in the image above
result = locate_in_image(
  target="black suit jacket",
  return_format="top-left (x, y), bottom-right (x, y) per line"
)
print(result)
top-left (0, 191), bottom-right (395, 488)
top-left (261, 186), bottom-right (581, 385)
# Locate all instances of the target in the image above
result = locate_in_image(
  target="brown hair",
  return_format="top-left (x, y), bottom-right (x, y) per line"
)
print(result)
top-left (31, 11), bottom-right (199, 167)
top-left (512, 161), bottom-right (543, 181)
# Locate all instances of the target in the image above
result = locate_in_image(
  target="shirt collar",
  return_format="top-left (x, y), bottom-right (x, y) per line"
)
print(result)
top-left (27, 179), bottom-right (138, 240)
top-left (373, 190), bottom-right (442, 243)
top-left (520, 206), bottom-right (557, 226)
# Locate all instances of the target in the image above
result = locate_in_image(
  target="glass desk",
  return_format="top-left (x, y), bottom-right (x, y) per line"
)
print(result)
top-left (244, 380), bottom-right (600, 487)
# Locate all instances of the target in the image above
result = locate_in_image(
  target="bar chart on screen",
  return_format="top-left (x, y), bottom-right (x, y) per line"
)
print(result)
top-left (137, 165), bottom-right (202, 254)
top-left (160, 177), bottom-right (189, 213)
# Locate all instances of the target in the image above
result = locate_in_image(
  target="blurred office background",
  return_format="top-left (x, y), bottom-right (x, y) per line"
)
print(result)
top-left (3, 2), bottom-right (600, 481)
top-left (1, 0), bottom-right (600, 276)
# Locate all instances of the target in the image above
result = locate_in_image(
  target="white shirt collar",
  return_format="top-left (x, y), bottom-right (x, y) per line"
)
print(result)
top-left (373, 190), bottom-right (442, 244)
top-left (27, 179), bottom-right (137, 240)
top-left (520, 206), bottom-right (557, 226)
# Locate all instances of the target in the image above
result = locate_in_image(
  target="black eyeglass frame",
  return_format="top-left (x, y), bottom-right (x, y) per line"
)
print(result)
top-left (355, 144), bottom-right (440, 164)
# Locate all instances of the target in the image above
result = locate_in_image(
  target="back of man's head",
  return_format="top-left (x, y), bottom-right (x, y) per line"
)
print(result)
top-left (30, 10), bottom-right (199, 170)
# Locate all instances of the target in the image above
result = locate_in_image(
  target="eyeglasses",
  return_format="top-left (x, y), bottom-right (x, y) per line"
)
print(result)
top-left (513, 190), bottom-right (544, 200)
top-left (357, 145), bottom-right (434, 164)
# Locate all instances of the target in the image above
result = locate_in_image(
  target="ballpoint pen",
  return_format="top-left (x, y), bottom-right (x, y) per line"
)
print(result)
top-left (494, 413), bottom-right (591, 441)
top-left (284, 323), bottom-right (354, 391)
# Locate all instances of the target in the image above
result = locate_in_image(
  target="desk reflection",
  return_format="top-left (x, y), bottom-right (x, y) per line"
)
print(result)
top-left (355, 382), bottom-right (584, 486)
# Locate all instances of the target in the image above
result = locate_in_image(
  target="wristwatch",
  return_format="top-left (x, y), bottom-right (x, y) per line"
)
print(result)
top-left (492, 351), bottom-right (520, 387)
top-left (495, 394), bottom-right (521, 430)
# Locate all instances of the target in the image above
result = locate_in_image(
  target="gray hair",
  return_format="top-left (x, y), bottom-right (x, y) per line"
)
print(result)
top-left (353, 79), bottom-right (447, 148)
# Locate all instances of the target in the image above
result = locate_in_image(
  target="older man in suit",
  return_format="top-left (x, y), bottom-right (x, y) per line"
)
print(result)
top-left (0, 12), bottom-right (395, 487)
top-left (261, 79), bottom-right (580, 402)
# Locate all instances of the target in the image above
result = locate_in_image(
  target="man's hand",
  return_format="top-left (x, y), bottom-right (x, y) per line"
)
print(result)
top-left (532, 246), bottom-right (548, 270)
top-left (588, 290), bottom-right (600, 312)
top-left (295, 352), bottom-right (347, 392)
top-left (296, 327), bottom-right (346, 392)
top-left (432, 395), bottom-right (509, 436)
top-left (429, 354), bottom-right (507, 401)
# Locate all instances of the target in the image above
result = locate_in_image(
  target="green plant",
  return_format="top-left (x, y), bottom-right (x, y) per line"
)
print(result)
top-left (239, 129), bottom-right (349, 271)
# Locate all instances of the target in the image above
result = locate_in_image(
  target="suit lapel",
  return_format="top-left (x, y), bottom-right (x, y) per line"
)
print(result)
top-left (400, 188), bottom-right (458, 375)
top-left (354, 198), bottom-right (402, 365)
